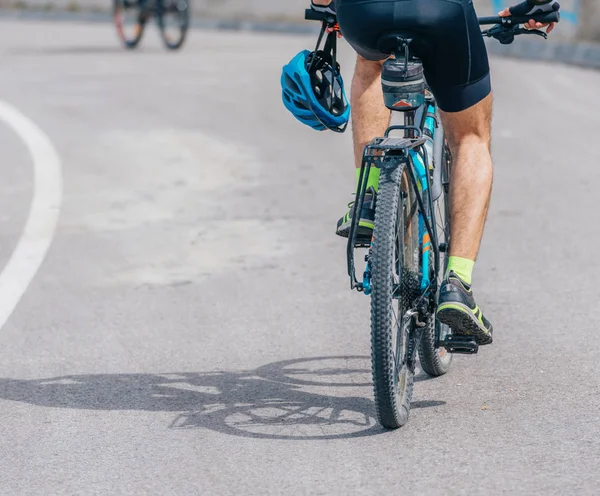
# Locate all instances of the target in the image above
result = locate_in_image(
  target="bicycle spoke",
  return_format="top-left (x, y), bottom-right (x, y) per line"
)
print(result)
top-left (392, 305), bottom-right (402, 382)
top-left (393, 323), bottom-right (401, 382)
top-left (393, 224), bottom-right (401, 285)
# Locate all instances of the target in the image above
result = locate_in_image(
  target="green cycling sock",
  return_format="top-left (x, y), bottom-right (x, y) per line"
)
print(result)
top-left (446, 256), bottom-right (475, 286)
top-left (356, 167), bottom-right (380, 192)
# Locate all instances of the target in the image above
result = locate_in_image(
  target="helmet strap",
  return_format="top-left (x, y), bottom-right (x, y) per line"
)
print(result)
top-left (309, 20), bottom-right (339, 73)
top-left (308, 21), bottom-right (328, 72)
top-left (306, 19), bottom-right (348, 134)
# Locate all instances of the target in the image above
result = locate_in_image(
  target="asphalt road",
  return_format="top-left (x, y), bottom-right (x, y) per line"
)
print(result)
top-left (0, 18), bottom-right (599, 496)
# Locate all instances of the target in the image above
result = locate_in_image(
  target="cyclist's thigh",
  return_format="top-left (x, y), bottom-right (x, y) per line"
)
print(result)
top-left (336, 0), bottom-right (395, 61)
top-left (413, 0), bottom-right (491, 113)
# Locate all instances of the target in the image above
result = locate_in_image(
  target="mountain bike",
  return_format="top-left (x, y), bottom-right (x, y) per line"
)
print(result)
top-left (113, 0), bottom-right (190, 50)
top-left (305, 8), bottom-right (560, 429)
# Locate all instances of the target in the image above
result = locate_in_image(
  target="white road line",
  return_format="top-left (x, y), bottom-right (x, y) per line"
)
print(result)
top-left (0, 100), bottom-right (62, 329)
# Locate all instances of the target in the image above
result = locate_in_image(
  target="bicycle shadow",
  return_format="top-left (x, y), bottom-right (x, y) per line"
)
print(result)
top-left (0, 356), bottom-right (445, 440)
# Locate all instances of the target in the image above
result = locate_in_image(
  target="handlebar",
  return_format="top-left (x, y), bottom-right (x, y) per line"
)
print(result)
top-left (479, 11), bottom-right (560, 26)
top-left (305, 8), bottom-right (560, 27)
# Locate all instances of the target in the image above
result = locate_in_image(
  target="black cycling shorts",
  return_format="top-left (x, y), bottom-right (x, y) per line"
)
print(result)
top-left (335, 0), bottom-right (491, 112)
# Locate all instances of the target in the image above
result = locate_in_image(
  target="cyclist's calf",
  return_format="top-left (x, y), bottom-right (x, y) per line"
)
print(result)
top-left (439, 94), bottom-right (493, 261)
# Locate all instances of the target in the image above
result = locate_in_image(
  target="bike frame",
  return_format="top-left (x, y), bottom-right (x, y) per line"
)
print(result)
top-left (347, 98), bottom-right (443, 306)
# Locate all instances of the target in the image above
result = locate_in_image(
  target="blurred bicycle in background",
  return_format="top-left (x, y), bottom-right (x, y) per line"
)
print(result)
top-left (113, 0), bottom-right (189, 50)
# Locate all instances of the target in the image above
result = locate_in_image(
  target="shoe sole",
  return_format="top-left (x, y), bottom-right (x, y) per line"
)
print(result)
top-left (336, 221), bottom-right (374, 240)
top-left (437, 303), bottom-right (493, 346)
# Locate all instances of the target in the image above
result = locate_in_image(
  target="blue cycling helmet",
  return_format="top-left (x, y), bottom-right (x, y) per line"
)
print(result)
top-left (281, 49), bottom-right (350, 133)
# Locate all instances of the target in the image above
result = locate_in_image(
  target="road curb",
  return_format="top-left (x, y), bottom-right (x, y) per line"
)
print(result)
top-left (1, 9), bottom-right (600, 68)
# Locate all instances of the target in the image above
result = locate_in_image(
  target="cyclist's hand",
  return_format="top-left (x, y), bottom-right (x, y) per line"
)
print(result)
top-left (310, 0), bottom-right (343, 37)
top-left (311, 0), bottom-right (336, 16)
top-left (499, 0), bottom-right (560, 34)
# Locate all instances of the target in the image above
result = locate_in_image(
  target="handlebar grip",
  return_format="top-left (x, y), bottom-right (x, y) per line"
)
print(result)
top-left (305, 8), bottom-right (327, 21)
top-left (479, 11), bottom-right (560, 26)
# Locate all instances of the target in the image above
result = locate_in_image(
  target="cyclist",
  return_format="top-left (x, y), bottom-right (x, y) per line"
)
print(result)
top-left (288, 0), bottom-right (559, 345)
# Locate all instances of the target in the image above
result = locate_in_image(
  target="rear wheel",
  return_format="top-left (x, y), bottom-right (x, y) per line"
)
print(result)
top-left (370, 163), bottom-right (421, 429)
top-left (113, 0), bottom-right (148, 49)
top-left (418, 142), bottom-right (453, 377)
top-left (157, 0), bottom-right (190, 50)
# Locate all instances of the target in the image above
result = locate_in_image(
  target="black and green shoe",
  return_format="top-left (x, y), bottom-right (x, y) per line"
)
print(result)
top-left (336, 187), bottom-right (376, 239)
top-left (437, 272), bottom-right (493, 345)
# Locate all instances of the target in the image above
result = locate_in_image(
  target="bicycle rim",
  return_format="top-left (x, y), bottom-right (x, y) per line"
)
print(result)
top-left (370, 163), bottom-right (419, 429)
top-left (113, 0), bottom-right (147, 49)
top-left (158, 0), bottom-right (190, 50)
top-left (418, 143), bottom-right (453, 376)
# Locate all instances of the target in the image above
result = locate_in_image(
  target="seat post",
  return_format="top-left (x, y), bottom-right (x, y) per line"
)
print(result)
top-left (391, 37), bottom-right (417, 138)
top-left (404, 111), bottom-right (415, 139)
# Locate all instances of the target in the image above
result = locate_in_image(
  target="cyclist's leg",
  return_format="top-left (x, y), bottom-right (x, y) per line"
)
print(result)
top-left (336, 57), bottom-right (391, 237)
top-left (335, 0), bottom-right (393, 237)
top-left (435, 96), bottom-right (494, 344)
top-left (350, 56), bottom-right (390, 171)
top-left (439, 95), bottom-right (493, 264)
top-left (418, 1), bottom-right (494, 344)
top-left (335, 56), bottom-right (389, 237)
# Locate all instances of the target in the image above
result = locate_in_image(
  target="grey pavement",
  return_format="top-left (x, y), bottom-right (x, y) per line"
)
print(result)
top-left (0, 19), bottom-right (599, 495)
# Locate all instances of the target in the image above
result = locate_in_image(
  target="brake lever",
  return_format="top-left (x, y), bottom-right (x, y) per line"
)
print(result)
top-left (483, 24), bottom-right (548, 45)
top-left (515, 27), bottom-right (548, 39)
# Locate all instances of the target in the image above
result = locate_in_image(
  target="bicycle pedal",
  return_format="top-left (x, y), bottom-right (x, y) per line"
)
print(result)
top-left (353, 236), bottom-right (371, 248)
top-left (439, 336), bottom-right (479, 355)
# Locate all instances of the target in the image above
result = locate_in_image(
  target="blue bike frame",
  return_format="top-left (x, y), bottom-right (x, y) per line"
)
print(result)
top-left (410, 103), bottom-right (437, 291)
top-left (348, 100), bottom-right (443, 304)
